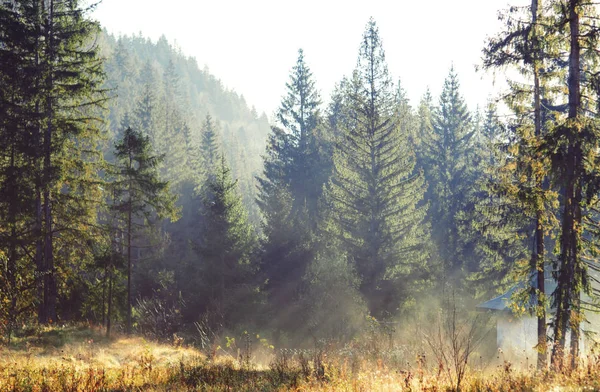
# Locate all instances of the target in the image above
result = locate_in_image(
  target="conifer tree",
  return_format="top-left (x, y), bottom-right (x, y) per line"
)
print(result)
top-left (482, 0), bottom-right (558, 369)
top-left (0, 0), bottom-right (40, 336)
top-left (329, 19), bottom-right (429, 318)
top-left (0, 0), bottom-right (108, 324)
top-left (539, 0), bottom-right (600, 366)
top-left (111, 127), bottom-right (178, 334)
top-left (201, 114), bottom-right (221, 176)
top-left (194, 155), bottom-right (257, 328)
top-left (480, 0), bottom-right (600, 368)
top-left (134, 61), bottom-right (161, 143)
top-left (421, 68), bottom-right (476, 278)
top-left (415, 89), bottom-right (434, 181)
top-left (257, 50), bottom-right (325, 331)
top-left (466, 103), bottom-right (532, 296)
top-left (277, 49), bottom-right (324, 220)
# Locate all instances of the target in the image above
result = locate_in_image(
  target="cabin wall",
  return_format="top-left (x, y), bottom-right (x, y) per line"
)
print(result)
top-left (497, 315), bottom-right (537, 360)
top-left (497, 311), bottom-right (600, 361)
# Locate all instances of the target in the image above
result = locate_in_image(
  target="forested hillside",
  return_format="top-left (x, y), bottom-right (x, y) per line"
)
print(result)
top-left (3, 0), bottom-right (600, 378)
top-left (99, 31), bottom-right (271, 221)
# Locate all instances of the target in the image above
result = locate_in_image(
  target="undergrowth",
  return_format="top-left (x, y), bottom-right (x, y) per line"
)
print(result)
top-left (2, 325), bottom-right (600, 391)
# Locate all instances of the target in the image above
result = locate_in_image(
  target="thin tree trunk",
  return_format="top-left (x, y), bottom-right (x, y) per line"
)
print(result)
top-left (106, 265), bottom-right (113, 339)
top-left (127, 151), bottom-right (133, 335)
top-left (34, 0), bottom-right (45, 325)
top-left (535, 211), bottom-right (547, 369)
top-left (531, 0), bottom-right (547, 371)
top-left (102, 262), bottom-right (107, 327)
top-left (43, 0), bottom-right (57, 324)
top-left (7, 144), bottom-right (17, 344)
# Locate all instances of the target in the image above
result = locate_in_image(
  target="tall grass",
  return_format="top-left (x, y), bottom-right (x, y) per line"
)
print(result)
top-left (2, 324), bottom-right (600, 391)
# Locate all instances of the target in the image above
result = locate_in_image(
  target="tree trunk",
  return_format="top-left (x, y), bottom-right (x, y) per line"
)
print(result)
top-left (106, 265), bottom-right (113, 339)
top-left (34, 0), bottom-right (45, 325)
top-left (127, 151), bottom-right (133, 335)
top-left (535, 211), bottom-right (547, 370)
top-left (102, 262), bottom-right (107, 327)
top-left (552, 0), bottom-right (581, 369)
top-left (7, 145), bottom-right (17, 344)
top-left (531, 0), bottom-right (547, 371)
top-left (43, 0), bottom-right (57, 325)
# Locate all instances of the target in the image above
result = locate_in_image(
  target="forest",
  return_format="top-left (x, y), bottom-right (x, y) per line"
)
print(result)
top-left (2, 0), bottom-right (600, 391)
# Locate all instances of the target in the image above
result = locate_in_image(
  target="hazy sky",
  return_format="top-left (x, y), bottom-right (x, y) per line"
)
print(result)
top-left (91, 0), bottom-right (527, 117)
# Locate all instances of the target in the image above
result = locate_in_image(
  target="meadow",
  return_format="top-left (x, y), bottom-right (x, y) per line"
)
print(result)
top-left (2, 324), bottom-right (600, 391)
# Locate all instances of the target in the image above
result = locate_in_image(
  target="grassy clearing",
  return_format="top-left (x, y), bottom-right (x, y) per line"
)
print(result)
top-left (2, 326), bottom-right (600, 391)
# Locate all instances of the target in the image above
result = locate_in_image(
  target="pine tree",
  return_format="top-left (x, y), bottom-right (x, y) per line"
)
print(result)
top-left (0, 0), bottom-right (40, 337)
top-left (194, 155), bottom-right (257, 329)
top-left (415, 89), bottom-right (434, 179)
top-left (200, 114), bottom-right (220, 176)
top-left (466, 103), bottom-right (533, 296)
top-left (157, 59), bottom-right (188, 190)
top-left (134, 61), bottom-right (161, 143)
top-left (0, 0), bottom-right (109, 324)
top-left (421, 68), bottom-right (477, 278)
top-left (276, 49), bottom-right (324, 219)
top-left (328, 19), bottom-right (429, 318)
top-left (539, 0), bottom-right (600, 367)
top-left (480, 0), bottom-right (600, 368)
top-left (256, 49), bottom-right (327, 332)
top-left (111, 127), bottom-right (178, 334)
top-left (482, 1), bottom-right (558, 369)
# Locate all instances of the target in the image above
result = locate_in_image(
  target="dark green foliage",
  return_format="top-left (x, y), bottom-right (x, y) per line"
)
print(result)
top-left (201, 114), bottom-right (221, 175)
top-left (111, 127), bottom-right (178, 333)
top-left (192, 156), bottom-right (257, 329)
top-left (465, 103), bottom-right (531, 296)
top-left (420, 68), bottom-right (478, 278)
top-left (257, 49), bottom-right (328, 334)
top-left (328, 19), bottom-right (429, 318)
top-left (0, 0), bottom-right (107, 328)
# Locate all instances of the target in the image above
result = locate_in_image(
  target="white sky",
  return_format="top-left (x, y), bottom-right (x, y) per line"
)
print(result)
top-left (91, 0), bottom-right (528, 117)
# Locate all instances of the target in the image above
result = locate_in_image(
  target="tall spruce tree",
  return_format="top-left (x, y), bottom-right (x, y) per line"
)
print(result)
top-left (194, 155), bottom-right (257, 329)
top-left (482, 0), bottom-right (600, 368)
top-left (328, 19), bottom-right (429, 318)
top-left (277, 49), bottom-right (324, 220)
top-left (111, 127), bottom-right (178, 334)
top-left (257, 49), bottom-right (324, 332)
top-left (200, 114), bottom-right (220, 177)
top-left (0, 0), bottom-right (39, 337)
top-left (0, 0), bottom-right (108, 324)
top-left (482, 0), bottom-right (559, 369)
top-left (540, 0), bottom-right (600, 367)
top-left (467, 104), bottom-right (531, 290)
top-left (421, 68), bottom-right (478, 279)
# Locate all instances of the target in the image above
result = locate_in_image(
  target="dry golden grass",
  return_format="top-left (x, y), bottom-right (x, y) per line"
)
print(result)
top-left (2, 326), bottom-right (600, 391)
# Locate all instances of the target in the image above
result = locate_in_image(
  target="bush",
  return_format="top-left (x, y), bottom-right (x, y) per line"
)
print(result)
top-left (135, 294), bottom-right (184, 340)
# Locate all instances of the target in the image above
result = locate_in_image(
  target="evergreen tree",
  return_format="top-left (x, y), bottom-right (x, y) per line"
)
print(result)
top-left (0, 0), bottom-right (108, 324)
top-left (256, 49), bottom-right (327, 333)
top-left (328, 19), bottom-right (429, 318)
top-left (157, 59), bottom-right (188, 190)
top-left (482, 1), bottom-right (557, 368)
top-left (421, 68), bottom-right (477, 278)
top-left (539, 0), bottom-right (600, 366)
top-left (134, 61), bottom-right (161, 143)
top-left (193, 156), bottom-right (257, 329)
top-left (415, 89), bottom-right (434, 173)
top-left (111, 127), bottom-right (178, 334)
top-left (277, 49), bottom-right (324, 220)
top-left (466, 103), bottom-right (533, 296)
top-left (0, 0), bottom-right (40, 337)
top-left (200, 114), bottom-right (220, 176)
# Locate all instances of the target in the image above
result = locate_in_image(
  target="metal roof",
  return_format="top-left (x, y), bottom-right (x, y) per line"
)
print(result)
top-left (476, 268), bottom-right (557, 313)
